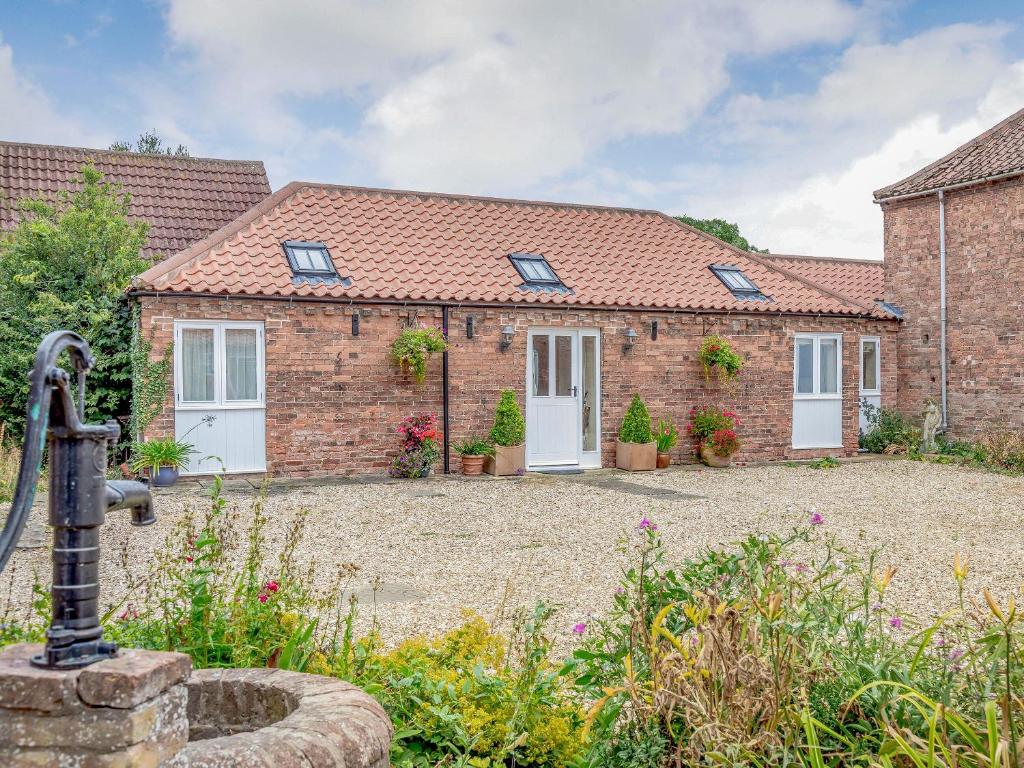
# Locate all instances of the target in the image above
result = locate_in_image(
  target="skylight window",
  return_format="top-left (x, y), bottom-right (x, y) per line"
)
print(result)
top-left (509, 252), bottom-right (563, 287)
top-left (283, 240), bottom-right (339, 278)
top-left (709, 264), bottom-right (767, 300)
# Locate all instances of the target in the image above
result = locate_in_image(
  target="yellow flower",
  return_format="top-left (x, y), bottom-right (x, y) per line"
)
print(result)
top-left (953, 553), bottom-right (969, 584)
top-left (873, 565), bottom-right (897, 597)
top-left (984, 589), bottom-right (1017, 624)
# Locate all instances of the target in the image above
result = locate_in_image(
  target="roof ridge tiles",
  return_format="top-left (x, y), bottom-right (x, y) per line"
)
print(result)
top-left (0, 139), bottom-right (267, 169)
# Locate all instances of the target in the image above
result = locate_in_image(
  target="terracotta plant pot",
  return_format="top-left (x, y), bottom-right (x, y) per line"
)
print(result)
top-left (485, 443), bottom-right (526, 476)
top-left (461, 455), bottom-right (485, 476)
top-left (699, 445), bottom-right (733, 468)
top-left (656, 453), bottom-right (671, 469)
top-left (616, 440), bottom-right (657, 471)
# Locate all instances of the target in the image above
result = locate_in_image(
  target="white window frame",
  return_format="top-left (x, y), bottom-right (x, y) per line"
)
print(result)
top-left (793, 333), bottom-right (843, 400)
top-left (859, 336), bottom-right (881, 395)
top-left (174, 320), bottom-right (265, 410)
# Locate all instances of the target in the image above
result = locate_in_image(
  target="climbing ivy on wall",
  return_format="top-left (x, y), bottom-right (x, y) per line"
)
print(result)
top-left (128, 305), bottom-right (172, 442)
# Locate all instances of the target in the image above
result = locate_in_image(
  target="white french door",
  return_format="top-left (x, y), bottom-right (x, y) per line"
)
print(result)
top-left (525, 329), bottom-right (601, 468)
top-left (859, 337), bottom-right (881, 434)
top-left (792, 333), bottom-right (843, 449)
top-left (173, 320), bottom-right (266, 474)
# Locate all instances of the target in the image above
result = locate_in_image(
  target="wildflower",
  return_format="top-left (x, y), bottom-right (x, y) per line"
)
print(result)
top-left (952, 552), bottom-right (969, 584)
top-left (889, 616), bottom-right (903, 629)
top-left (809, 511), bottom-right (825, 526)
top-left (638, 517), bottom-right (658, 532)
top-left (185, 555), bottom-right (193, 564)
top-left (793, 562), bottom-right (809, 574)
top-left (615, 586), bottom-right (625, 595)
top-left (258, 592), bottom-right (269, 604)
top-left (873, 565), bottom-right (897, 597)
top-left (984, 589), bottom-right (1016, 623)
top-left (264, 580), bottom-right (279, 593)
top-left (572, 622), bottom-right (586, 635)
top-left (947, 647), bottom-right (965, 662)
top-left (871, 601), bottom-right (883, 612)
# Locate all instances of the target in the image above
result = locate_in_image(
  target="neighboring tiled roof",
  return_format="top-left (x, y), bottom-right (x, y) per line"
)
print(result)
top-left (758, 254), bottom-right (885, 308)
top-left (0, 141), bottom-right (271, 259)
top-left (874, 107), bottom-right (1024, 200)
top-left (135, 183), bottom-right (894, 318)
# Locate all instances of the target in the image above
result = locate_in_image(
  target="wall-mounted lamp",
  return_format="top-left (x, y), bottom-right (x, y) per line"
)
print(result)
top-left (351, 313), bottom-right (360, 337)
top-left (623, 327), bottom-right (638, 352)
top-left (651, 320), bottom-right (658, 341)
top-left (466, 315), bottom-right (474, 339)
top-left (500, 324), bottom-right (515, 351)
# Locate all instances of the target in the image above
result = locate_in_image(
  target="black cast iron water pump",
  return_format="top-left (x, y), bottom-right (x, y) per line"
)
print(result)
top-left (0, 331), bottom-right (155, 669)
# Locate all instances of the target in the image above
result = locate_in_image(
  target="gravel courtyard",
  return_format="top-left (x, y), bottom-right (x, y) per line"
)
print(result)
top-left (3, 459), bottom-right (1022, 648)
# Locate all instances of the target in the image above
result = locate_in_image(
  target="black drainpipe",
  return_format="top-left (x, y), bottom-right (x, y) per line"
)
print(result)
top-left (441, 305), bottom-right (450, 474)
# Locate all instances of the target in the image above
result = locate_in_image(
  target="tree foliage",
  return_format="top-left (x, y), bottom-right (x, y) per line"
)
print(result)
top-left (618, 394), bottom-right (653, 444)
top-left (110, 130), bottom-right (189, 157)
top-left (676, 215), bottom-right (767, 253)
top-left (0, 165), bottom-right (148, 436)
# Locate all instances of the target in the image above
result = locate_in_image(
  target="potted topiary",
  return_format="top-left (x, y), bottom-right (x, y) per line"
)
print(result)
top-left (485, 390), bottom-right (526, 476)
top-left (616, 394), bottom-right (657, 471)
top-left (453, 438), bottom-right (495, 476)
top-left (687, 404), bottom-right (741, 468)
top-left (655, 418), bottom-right (678, 469)
top-left (130, 437), bottom-right (194, 487)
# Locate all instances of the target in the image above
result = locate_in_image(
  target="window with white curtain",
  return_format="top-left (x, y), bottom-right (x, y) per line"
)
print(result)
top-left (793, 334), bottom-right (842, 398)
top-left (861, 338), bottom-right (880, 392)
top-left (176, 322), bottom-right (264, 407)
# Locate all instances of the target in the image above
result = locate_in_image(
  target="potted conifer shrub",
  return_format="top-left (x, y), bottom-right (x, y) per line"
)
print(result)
top-left (616, 394), bottom-right (657, 471)
top-left (485, 390), bottom-right (526, 476)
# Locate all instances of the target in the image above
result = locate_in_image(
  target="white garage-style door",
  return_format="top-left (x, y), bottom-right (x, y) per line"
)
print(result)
top-left (792, 333), bottom-right (843, 449)
top-left (525, 328), bottom-right (601, 469)
top-left (173, 320), bottom-right (266, 474)
top-left (859, 336), bottom-right (881, 434)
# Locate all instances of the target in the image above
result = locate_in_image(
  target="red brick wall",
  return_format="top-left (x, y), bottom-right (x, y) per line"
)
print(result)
top-left (882, 176), bottom-right (1024, 435)
top-left (138, 296), bottom-right (897, 476)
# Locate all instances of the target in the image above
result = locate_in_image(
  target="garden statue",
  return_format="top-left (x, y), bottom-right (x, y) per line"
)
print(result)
top-left (921, 399), bottom-right (941, 453)
top-left (0, 330), bottom-right (154, 668)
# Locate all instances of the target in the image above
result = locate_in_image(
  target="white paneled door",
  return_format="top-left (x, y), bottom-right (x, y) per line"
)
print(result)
top-left (792, 333), bottom-right (843, 449)
top-left (525, 329), bottom-right (601, 469)
top-left (174, 320), bottom-right (266, 474)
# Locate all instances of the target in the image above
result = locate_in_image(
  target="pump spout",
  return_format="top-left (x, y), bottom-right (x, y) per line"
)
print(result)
top-left (105, 480), bottom-right (155, 526)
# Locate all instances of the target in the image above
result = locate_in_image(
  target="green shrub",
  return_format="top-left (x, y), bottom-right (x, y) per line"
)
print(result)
top-left (809, 455), bottom-right (840, 469)
top-left (130, 437), bottom-right (194, 475)
top-left (489, 389), bottom-right (526, 446)
top-left (391, 326), bottom-right (448, 383)
top-left (618, 394), bottom-right (653, 444)
top-left (859, 400), bottom-right (920, 453)
top-left (452, 437), bottom-right (495, 457)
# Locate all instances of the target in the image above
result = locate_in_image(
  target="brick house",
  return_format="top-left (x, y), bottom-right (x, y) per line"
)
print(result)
top-left (132, 182), bottom-right (897, 476)
top-left (875, 107), bottom-right (1024, 435)
top-left (1, 140), bottom-right (270, 260)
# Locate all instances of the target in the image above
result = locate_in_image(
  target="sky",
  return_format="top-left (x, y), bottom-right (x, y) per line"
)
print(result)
top-left (2, 1), bottom-right (1023, 259)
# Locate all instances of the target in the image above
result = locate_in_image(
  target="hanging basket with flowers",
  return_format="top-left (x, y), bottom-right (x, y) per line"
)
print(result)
top-left (391, 326), bottom-right (448, 384)
top-left (698, 334), bottom-right (743, 385)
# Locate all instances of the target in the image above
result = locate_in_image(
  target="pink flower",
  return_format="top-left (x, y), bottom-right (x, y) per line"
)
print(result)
top-left (889, 616), bottom-right (903, 629)
top-left (258, 592), bottom-right (269, 604)
top-left (185, 555), bottom-right (193, 564)
top-left (572, 622), bottom-right (587, 635)
top-left (638, 517), bottom-right (658, 532)
top-left (809, 512), bottom-right (825, 526)
top-left (264, 580), bottom-right (279, 593)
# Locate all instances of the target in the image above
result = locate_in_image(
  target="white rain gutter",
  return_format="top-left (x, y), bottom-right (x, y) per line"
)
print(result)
top-left (938, 190), bottom-right (948, 428)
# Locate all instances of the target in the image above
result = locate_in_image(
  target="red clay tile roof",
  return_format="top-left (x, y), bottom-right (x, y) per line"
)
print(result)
top-left (135, 183), bottom-right (894, 318)
top-left (1, 140), bottom-right (271, 259)
top-left (758, 254), bottom-right (885, 308)
top-left (874, 107), bottom-right (1024, 200)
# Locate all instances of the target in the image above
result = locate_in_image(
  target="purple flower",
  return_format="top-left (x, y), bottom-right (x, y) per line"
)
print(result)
top-left (871, 602), bottom-right (883, 611)
top-left (948, 647), bottom-right (965, 662)
top-left (809, 512), bottom-right (825, 526)
top-left (793, 562), bottom-right (809, 574)
top-left (638, 517), bottom-right (658, 532)
top-left (572, 622), bottom-right (587, 635)
top-left (615, 586), bottom-right (625, 595)
top-left (889, 616), bottom-right (903, 629)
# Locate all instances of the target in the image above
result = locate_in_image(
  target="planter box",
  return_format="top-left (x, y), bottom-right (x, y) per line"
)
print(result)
top-left (699, 445), bottom-right (732, 468)
top-left (484, 444), bottom-right (526, 476)
top-left (616, 440), bottom-right (657, 471)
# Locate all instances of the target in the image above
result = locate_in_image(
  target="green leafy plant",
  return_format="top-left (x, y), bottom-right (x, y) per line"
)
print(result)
top-left (654, 418), bottom-right (678, 453)
top-left (859, 400), bottom-right (920, 454)
top-left (698, 334), bottom-right (744, 384)
top-left (809, 455), bottom-right (840, 469)
top-left (388, 413), bottom-right (440, 478)
top-left (489, 389), bottom-right (526, 447)
top-left (707, 427), bottom-right (740, 457)
top-left (687, 403), bottom-right (739, 443)
top-left (452, 437), bottom-right (495, 457)
top-left (128, 305), bottom-right (172, 442)
top-left (0, 164), bottom-right (148, 437)
top-left (130, 437), bottom-right (193, 476)
top-left (390, 326), bottom-right (448, 384)
top-left (618, 394), bottom-right (653, 444)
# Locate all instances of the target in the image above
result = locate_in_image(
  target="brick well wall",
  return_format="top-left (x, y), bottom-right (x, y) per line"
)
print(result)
top-left (882, 175), bottom-right (1024, 435)
top-left (138, 296), bottom-right (897, 476)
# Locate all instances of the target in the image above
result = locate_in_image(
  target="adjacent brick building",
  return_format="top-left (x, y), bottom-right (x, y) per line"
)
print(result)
top-left (133, 183), bottom-right (897, 476)
top-left (875, 107), bottom-right (1024, 435)
top-left (0, 140), bottom-right (270, 260)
